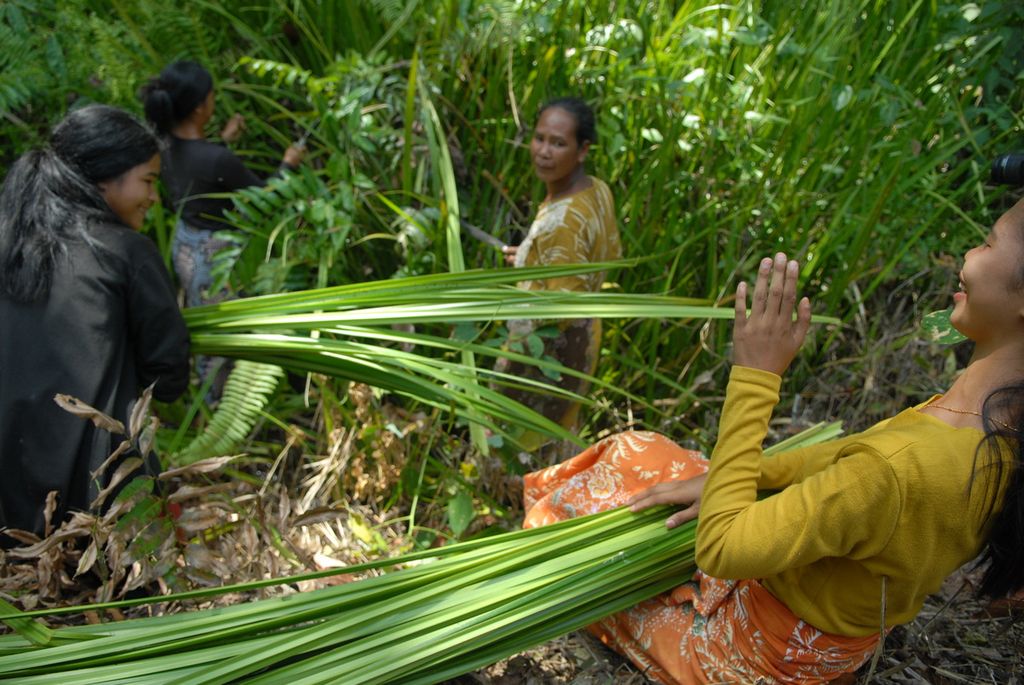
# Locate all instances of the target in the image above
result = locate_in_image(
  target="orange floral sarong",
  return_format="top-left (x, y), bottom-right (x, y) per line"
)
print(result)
top-left (523, 431), bottom-right (880, 685)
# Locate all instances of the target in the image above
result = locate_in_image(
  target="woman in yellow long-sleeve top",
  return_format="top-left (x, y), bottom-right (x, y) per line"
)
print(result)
top-left (498, 98), bottom-right (621, 453)
top-left (523, 203), bottom-right (1023, 683)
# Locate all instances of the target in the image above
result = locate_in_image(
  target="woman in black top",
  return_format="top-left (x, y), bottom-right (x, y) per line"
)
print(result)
top-left (140, 60), bottom-right (304, 307)
top-left (0, 105), bottom-right (190, 541)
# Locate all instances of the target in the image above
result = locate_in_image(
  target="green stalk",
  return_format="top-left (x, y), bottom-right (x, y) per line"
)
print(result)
top-left (417, 74), bottom-right (490, 455)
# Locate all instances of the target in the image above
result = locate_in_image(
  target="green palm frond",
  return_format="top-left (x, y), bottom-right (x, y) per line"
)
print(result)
top-left (183, 261), bottom-right (686, 325)
top-left (182, 265), bottom-right (838, 447)
top-left (190, 332), bottom-right (583, 445)
top-left (175, 361), bottom-right (286, 464)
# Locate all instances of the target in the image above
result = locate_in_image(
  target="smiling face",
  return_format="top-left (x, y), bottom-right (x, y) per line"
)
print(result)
top-left (98, 153), bottom-right (161, 230)
top-left (951, 200), bottom-right (1024, 347)
top-left (530, 106), bottom-right (590, 189)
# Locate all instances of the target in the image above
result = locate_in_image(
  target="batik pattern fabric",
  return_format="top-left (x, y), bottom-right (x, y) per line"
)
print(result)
top-left (498, 178), bottom-right (621, 451)
top-left (512, 176), bottom-right (620, 292)
top-left (171, 219), bottom-right (233, 309)
top-left (523, 431), bottom-right (879, 685)
top-left (171, 219), bottom-right (233, 396)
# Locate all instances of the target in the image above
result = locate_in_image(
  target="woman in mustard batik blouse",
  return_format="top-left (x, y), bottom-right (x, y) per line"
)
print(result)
top-left (498, 97), bottom-right (621, 455)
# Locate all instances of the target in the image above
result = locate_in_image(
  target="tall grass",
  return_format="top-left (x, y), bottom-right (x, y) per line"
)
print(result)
top-left (4, 3), bottom-right (1019, 429)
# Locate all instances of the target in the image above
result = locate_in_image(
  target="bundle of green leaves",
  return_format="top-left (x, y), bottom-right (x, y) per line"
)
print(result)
top-left (0, 421), bottom-right (840, 684)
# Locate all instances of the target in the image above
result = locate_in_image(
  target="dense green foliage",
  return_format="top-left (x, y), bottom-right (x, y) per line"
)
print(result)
top-left (1, 0), bottom-right (1022, 521)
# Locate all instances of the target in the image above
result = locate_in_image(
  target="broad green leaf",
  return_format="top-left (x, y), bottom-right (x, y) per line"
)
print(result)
top-left (447, 489), bottom-right (475, 537)
top-left (921, 308), bottom-right (966, 345)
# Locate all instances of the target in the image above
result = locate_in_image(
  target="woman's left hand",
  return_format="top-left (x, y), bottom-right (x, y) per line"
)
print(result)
top-left (628, 474), bottom-right (708, 529)
top-left (733, 252), bottom-right (812, 377)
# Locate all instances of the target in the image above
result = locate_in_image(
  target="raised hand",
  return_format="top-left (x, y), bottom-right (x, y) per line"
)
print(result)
top-left (733, 252), bottom-right (812, 377)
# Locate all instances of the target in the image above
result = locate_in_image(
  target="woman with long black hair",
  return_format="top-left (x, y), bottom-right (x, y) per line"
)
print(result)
top-left (140, 60), bottom-right (304, 308)
top-left (0, 105), bottom-right (190, 541)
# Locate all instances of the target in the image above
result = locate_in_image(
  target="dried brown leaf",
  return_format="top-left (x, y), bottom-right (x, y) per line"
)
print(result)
top-left (90, 440), bottom-right (134, 489)
top-left (42, 491), bottom-right (59, 539)
top-left (6, 529), bottom-right (80, 559)
top-left (91, 457), bottom-right (144, 508)
top-left (53, 394), bottom-right (124, 434)
top-left (74, 541), bottom-right (98, 578)
top-left (136, 416), bottom-right (159, 461)
top-left (95, 581), bottom-right (115, 604)
top-left (159, 456), bottom-right (237, 479)
top-left (122, 562), bottom-right (146, 593)
top-left (1, 528), bottom-right (41, 548)
top-left (166, 484), bottom-right (234, 503)
top-left (105, 536), bottom-right (125, 575)
top-left (128, 385), bottom-right (154, 440)
top-left (175, 508), bottom-right (224, 534)
top-left (291, 506), bottom-right (346, 527)
top-left (37, 553), bottom-right (55, 600)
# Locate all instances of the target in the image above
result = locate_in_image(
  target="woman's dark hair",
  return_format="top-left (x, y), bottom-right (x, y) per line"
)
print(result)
top-left (140, 60), bottom-right (214, 135)
top-left (972, 386), bottom-right (1024, 598)
top-left (971, 201), bottom-right (1024, 599)
top-left (538, 97), bottom-right (597, 146)
top-left (0, 105), bottom-right (159, 303)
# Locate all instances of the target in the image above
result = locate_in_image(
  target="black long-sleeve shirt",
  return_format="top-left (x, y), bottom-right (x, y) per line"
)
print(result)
top-left (162, 136), bottom-right (268, 232)
top-left (0, 222), bottom-right (190, 537)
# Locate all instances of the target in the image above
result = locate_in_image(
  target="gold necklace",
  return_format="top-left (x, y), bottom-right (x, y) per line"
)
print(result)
top-left (928, 404), bottom-right (1018, 432)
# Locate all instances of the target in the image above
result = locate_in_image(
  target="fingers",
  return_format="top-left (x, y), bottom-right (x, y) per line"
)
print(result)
top-left (283, 145), bottom-right (306, 166)
top-left (781, 258), bottom-right (799, 316)
top-left (751, 257), bottom-right (772, 316)
top-left (666, 505), bottom-right (699, 529)
top-left (627, 478), bottom-right (705, 528)
top-left (750, 253), bottom-right (802, 322)
top-left (734, 281), bottom-right (747, 334)
top-left (733, 251), bottom-right (813, 375)
top-left (627, 481), bottom-right (695, 511)
top-left (765, 252), bottom-right (787, 316)
top-left (628, 486), bottom-right (697, 529)
top-left (793, 295), bottom-right (812, 346)
top-left (502, 245), bottom-right (518, 266)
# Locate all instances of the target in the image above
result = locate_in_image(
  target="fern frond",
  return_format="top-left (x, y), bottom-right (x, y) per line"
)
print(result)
top-left (0, 21), bottom-right (48, 113)
top-left (238, 56), bottom-right (336, 96)
top-left (175, 361), bottom-right (286, 464)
